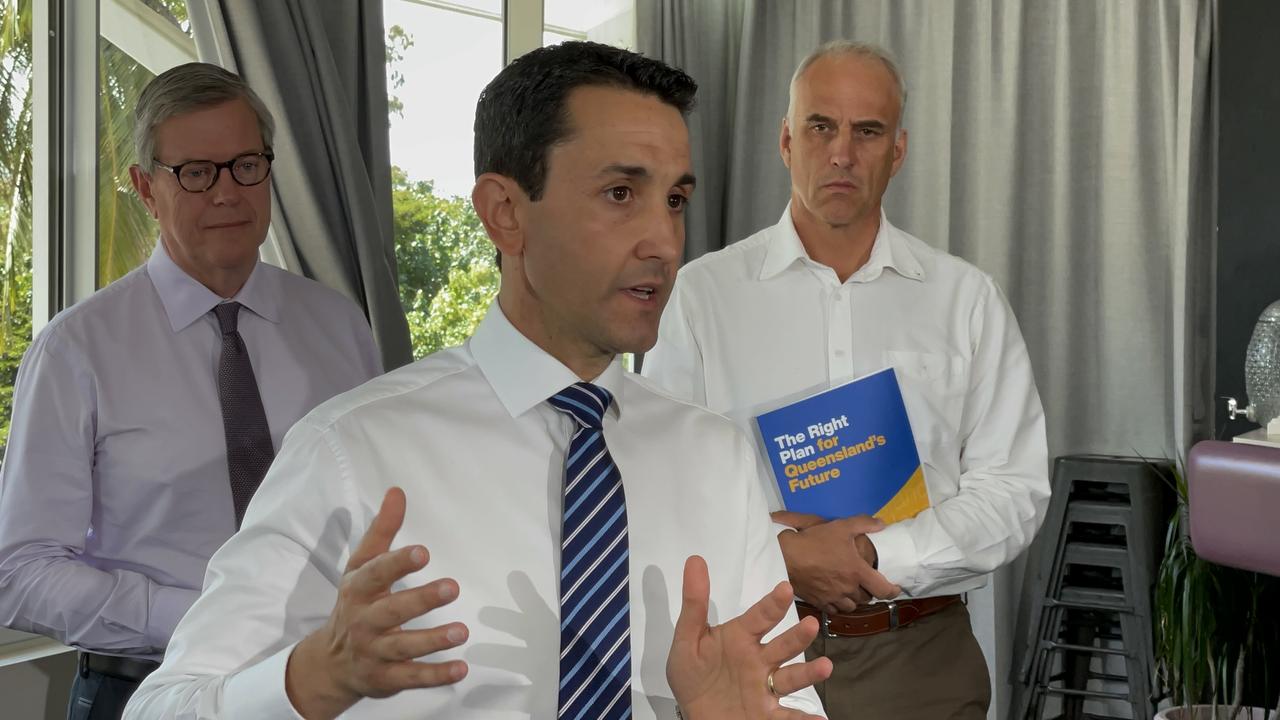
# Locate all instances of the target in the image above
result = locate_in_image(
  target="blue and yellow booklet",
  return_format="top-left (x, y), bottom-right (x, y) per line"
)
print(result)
top-left (753, 368), bottom-right (929, 523)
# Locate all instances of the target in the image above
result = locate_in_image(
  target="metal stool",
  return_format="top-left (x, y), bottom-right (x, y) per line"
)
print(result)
top-left (1010, 455), bottom-right (1173, 720)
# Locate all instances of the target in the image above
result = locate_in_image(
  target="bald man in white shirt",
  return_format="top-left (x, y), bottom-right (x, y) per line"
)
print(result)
top-left (125, 41), bottom-right (829, 720)
top-left (642, 41), bottom-right (1050, 720)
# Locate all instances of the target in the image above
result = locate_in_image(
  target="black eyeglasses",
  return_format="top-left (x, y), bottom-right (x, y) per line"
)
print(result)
top-left (152, 152), bottom-right (275, 193)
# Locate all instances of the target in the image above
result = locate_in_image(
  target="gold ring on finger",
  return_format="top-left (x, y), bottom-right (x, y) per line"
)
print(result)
top-left (767, 671), bottom-right (782, 698)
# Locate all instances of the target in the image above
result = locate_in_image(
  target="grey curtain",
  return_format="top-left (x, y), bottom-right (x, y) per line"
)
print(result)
top-left (640, 0), bottom-right (1216, 458)
top-left (640, 1), bottom-right (1217, 716)
top-left (188, 0), bottom-right (413, 370)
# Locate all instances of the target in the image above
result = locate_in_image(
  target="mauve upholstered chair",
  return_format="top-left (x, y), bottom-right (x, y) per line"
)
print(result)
top-left (1187, 440), bottom-right (1280, 577)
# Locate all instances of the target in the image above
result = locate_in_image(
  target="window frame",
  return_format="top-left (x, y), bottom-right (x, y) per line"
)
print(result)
top-left (30, 0), bottom-right (195, 334)
top-left (27, 0), bottom-right (631, 329)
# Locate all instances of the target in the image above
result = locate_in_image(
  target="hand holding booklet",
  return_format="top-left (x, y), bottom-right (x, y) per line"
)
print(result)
top-left (753, 368), bottom-right (930, 523)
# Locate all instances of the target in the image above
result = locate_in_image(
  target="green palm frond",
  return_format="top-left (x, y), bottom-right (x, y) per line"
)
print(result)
top-left (98, 39), bottom-right (157, 285)
top-left (1154, 462), bottom-right (1280, 712)
top-left (0, 0), bottom-right (32, 458)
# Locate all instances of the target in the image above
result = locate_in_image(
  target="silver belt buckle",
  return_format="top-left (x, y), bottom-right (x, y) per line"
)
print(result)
top-left (820, 610), bottom-right (837, 638)
top-left (886, 600), bottom-right (900, 630)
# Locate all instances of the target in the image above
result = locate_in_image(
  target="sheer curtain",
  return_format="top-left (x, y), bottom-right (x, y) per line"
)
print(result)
top-left (639, 1), bottom-right (1217, 716)
top-left (188, 0), bottom-right (413, 370)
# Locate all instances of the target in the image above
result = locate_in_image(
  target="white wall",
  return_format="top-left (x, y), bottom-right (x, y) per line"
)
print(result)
top-left (0, 652), bottom-right (76, 720)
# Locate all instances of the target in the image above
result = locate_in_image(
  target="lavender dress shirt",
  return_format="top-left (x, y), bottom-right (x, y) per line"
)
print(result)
top-left (0, 244), bottom-right (382, 661)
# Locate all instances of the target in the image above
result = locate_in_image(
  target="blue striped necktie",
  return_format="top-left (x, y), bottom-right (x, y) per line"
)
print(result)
top-left (548, 382), bottom-right (632, 720)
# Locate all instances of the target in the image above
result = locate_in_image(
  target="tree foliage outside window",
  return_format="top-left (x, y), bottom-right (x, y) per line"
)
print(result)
top-left (387, 25), bottom-right (499, 360)
top-left (0, 0), bottom-right (32, 461)
top-left (392, 166), bottom-right (498, 359)
top-left (0, 0), bottom-right (188, 462)
top-left (0, 10), bottom-right (499, 463)
top-left (98, 39), bottom-right (160, 286)
top-left (99, 0), bottom-right (189, 285)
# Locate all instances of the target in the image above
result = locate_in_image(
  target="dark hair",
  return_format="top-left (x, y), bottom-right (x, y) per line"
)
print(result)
top-left (474, 41), bottom-right (697, 202)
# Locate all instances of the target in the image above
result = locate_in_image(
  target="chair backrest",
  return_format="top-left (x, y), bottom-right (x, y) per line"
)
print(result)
top-left (1188, 440), bottom-right (1280, 577)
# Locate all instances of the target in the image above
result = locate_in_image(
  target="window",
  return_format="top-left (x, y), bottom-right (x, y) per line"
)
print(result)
top-left (0, 0), bottom-right (32, 462)
top-left (98, 0), bottom-right (192, 286)
top-left (1, 0), bottom-right (193, 466)
top-left (387, 0), bottom-right (637, 361)
top-left (97, 39), bottom-right (159, 286)
top-left (385, 0), bottom-right (503, 359)
top-left (543, 0), bottom-right (635, 49)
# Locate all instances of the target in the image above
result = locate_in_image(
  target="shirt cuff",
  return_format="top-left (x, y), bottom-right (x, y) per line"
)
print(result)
top-left (867, 523), bottom-right (919, 593)
top-left (224, 642), bottom-right (306, 720)
top-left (771, 520), bottom-right (800, 538)
top-left (146, 585), bottom-right (199, 649)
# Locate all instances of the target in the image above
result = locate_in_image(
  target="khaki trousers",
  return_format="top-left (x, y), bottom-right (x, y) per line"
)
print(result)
top-left (805, 601), bottom-right (991, 720)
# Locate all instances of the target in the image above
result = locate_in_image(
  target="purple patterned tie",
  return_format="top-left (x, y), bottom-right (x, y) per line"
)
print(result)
top-left (213, 302), bottom-right (274, 528)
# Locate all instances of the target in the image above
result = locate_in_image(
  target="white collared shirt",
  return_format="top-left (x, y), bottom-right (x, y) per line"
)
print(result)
top-left (124, 303), bottom-right (823, 719)
top-left (0, 243), bottom-right (382, 660)
top-left (642, 207), bottom-right (1050, 598)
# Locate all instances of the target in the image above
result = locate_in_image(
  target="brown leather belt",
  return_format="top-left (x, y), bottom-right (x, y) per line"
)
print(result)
top-left (796, 595), bottom-right (962, 638)
top-left (78, 652), bottom-right (159, 683)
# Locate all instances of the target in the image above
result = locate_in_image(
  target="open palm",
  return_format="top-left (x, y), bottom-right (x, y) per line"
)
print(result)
top-left (667, 556), bottom-right (832, 720)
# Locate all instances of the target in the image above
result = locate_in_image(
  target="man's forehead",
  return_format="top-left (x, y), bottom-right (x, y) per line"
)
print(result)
top-left (562, 86), bottom-right (687, 133)
top-left (797, 56), bottom-right (899, 102)
top-left (795, 64), bottom-right (900, 122)
top-left (153, 99), bottom-right (264, 156)
top-left (553, 88), bottom-right (691, 174)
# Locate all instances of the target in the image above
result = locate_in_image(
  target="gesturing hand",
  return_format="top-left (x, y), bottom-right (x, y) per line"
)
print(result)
top-left (285, 487), bottom-right (469, 719)
top-left (667, 556), bottom-right (832, 720)
top-left (772, 511), bottom-right (900, 613)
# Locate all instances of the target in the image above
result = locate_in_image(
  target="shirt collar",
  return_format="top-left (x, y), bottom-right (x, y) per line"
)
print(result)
top-left (469, 300), bottom-right (625, 421)
top-left (758, 203), bottom-right (926, 284)
top-left (147, 241), bottom-right (279, 332)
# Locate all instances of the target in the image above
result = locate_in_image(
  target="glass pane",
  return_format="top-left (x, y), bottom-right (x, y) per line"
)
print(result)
top-left (97, 38), bottom-right (159, 287)
top-left (542, 30), bottom-right (579, 47)
top-left (143, 0), bottom-right (191, 35)
top-left (385, 0), bottom-right (501, 359)
top-left (0, 2), bottom-right (33, 465)
top-left (96, 1), bottom-right (192, 288)
top-left (544, 0), bottom-right (635, 49)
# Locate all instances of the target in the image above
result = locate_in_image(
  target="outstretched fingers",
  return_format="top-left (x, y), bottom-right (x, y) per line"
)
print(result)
top-left (735, 580), bottom-right (797, 640)
top-left (347, 487), bottom-right (410, 573)
top-left (364, 578), bottom-right (461, 633)
top-left (761, 615), bottom-right (820, 667)
top-left (366, 657), bottom-right (469, 697)
top-left (345, 543), bottom-right (432, 604)
top-left (767, 655), bottom-right (832, 699)
top-left (673, 555), bottom-right (712, 645)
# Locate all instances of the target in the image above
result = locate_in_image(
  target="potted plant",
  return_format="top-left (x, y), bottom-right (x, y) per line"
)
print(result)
top-left (1153, 464), bottom-right (1280, 719)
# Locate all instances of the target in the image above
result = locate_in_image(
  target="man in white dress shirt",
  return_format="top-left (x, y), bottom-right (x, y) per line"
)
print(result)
top-left (0, 63), bottom-right (382, 720)
top-left (642, 41), bottom-right (1050, 719)
top-left (124, 42), bottom-right (828, 720)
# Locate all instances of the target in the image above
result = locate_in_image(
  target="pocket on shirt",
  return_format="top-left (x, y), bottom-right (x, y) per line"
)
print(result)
top-left (883, 350), bottom-right (966, 382)
top-left (882, 350), bottom-right (969, 443)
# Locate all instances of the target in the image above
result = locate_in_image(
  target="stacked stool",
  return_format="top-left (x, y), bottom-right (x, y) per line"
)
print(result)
top-left (1010, 455), bottom-right (1173, 720)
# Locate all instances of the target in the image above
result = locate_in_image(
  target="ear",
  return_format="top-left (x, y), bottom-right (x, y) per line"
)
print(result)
top-left (471, 173), bottom-right (527, 263)
top-left (779, 117), bottom-right (793, 169)
top-left (129, 165), bottom-right (160, 219)
top-left (890, 128), bottom-right (908, 177)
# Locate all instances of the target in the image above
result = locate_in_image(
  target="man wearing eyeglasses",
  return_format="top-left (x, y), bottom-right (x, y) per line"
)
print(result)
top-left (0, 62), bottom-right (382, 720)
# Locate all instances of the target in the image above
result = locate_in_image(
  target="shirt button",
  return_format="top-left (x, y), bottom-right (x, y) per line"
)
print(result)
top-left (834, 350), bottom-right (846, 357)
